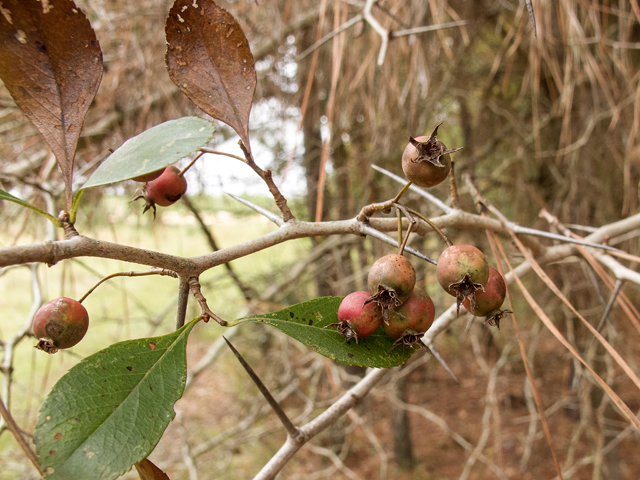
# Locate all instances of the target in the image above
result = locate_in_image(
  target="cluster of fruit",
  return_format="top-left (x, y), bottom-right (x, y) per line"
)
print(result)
top-left (330, 254), bottom-right (434, 350)
top-left (329, 125), bottom-right (510, 350)
top-left (437, 244), bottom-right (511, 327)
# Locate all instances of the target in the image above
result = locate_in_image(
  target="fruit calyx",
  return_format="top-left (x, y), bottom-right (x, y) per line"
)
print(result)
top-left (326, 320), bottom-right (360, 344)
top-left (408, 123), bottom-right (462, 168)
top-left (449, 272), bottom-right (485, 316)
top-left (388, 329), bottom-right (432, 353)
top-left (36, 338), bottom-right (59, 354)
top-left (483, 308), bottom-right (513, 329)
top-left (365, 284), bottom-right (405, 324)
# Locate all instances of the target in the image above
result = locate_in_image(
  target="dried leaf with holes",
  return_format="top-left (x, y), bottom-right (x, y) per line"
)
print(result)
top-left (165, 0), bottom-right (256, 151)
top-left (0, 0), bottom-right (103, 210)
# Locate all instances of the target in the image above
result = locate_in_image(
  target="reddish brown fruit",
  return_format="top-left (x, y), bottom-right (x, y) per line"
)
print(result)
top-left (462, 267), bottom-right (512, 328)
top-left (131, 169), bottom-right (164, 183)
top-left (367, 254), bottom-right (416, 323)
top-left (327, 291), bottom-right (383, 343)
top-left (401, 123), bottom-right (462, 188)
top-left (132, 165), bottom-right (187, 218)
top-left (382, 288), bottom-right (435, 341)
top-left (146, 166), bottom-right (187, 206)
top-left (436, 244), bottom-right (490, 315)
top-left (32, 298), bottom-right (89, 354)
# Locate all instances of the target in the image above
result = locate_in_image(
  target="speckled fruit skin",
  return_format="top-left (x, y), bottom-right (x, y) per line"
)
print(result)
top-left (402, 135), bottom-right (452, 188)
top-left (145, 166), bottom-right (187, 206)
top-left (463, 267), bottom-right (506, 316)
top-left (436, 245), bottom-right (489, 296)
top-left (132, 169), bottom-right (164, 183)
top-left (32, 298), bottom-right (89, 349)
top-left (337, 291), bottom-right (383, 338)
top-left (382, 289), bottom-right (435, 339)
top-left (368, 254), bottom-right (416, 304)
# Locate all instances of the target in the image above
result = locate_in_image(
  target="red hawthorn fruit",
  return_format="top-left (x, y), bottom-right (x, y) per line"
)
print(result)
top-left (401, 123), bottom-right (462, 188)
top-left (32, 298), bottom-right (89, 354)
top-left (462, 266), bottom-right (512, 328)
top-left (146, 166), bottom-right (187, 206)
top-left (327, 291), bottom-right (383, 343)
top-left (367, 254), bottom-right (416, 323)
top-left (382, 288), bottom-right (435, 351)
top-left (436, 244), bottom-right (490, 315)
top-left (132, 165), bottom-right (187, 218)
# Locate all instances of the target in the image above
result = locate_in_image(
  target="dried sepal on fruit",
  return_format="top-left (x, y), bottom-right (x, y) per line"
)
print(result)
top-left (436, 244), bottom-right (490, 315)
top-left (366, 254), bottom-right (416, 324)
top-left (132, 165), bottom-right (187, 219)
top-left (327, 291), bottom-right (383, 344)
top-left (401, 123), bottom-right (462, 188)
top-left (32, 298), bottom-right (89, 354)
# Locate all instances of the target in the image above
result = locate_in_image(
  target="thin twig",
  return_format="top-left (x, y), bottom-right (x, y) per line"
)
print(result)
top-left (406, 207), bottom-right (452, 247)
top-left (372, 164), bottom-right (452, 213)
top-left (391, 20), bottom-right (470, 37)
top-left (356, 181), bottom-right (412, 222)
top-left (449, 160), bottom-right (461, 210)
top-left (198, 148), bottom-right (249, 164)
top-left (188, 277), bottom-right (227, 326)
top-left (238, 141), bottom-right (295, 222)
top-left (297, 14), bottom-right (364, 61)
top-left (363, 0), bottom-right (389, 66)
top-left (179, 151), bottom-right (205, 177)
top-left (78, 269), bottom-right (179, 304)
top-left (595, 279), bottom-right (624, 333)
top-left (393, 203), bottom-right (416, 255)
top-left (0, 398), bottom-right (43, 477)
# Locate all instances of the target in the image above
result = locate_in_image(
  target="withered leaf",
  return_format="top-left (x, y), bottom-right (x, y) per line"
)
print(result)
top-left (165, 0), bottom-right (256, 151)
top-left (134, 458), bottom-right (170, 480)
top-left (0, 0), bottom-right (103, 210)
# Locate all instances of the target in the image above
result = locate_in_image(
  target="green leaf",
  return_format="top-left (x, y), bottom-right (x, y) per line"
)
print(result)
top-left (34, 318), bottom-right (200, 480)
top-left (228, 297), bottom-right (416, 368)
top-left (0, 189), bottom-right (61, 226)
top-left (82, 117), bottom-right (215, 189)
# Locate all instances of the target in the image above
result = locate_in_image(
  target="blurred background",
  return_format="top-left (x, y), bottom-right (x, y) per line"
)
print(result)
top-left (1, 0), bottom-right (640, 478)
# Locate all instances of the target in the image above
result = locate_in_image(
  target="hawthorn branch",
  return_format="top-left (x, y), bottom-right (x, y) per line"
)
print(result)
top-left (253, 367), bottom-right (390, 480)
top-left (238, 141), bottom-right (295, 222)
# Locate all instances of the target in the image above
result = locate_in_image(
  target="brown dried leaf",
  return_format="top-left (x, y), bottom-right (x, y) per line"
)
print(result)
top-left (134, 458), bottom-right (170, 480)
top-left (165, 0), bottom-right (256, 151)
top-left (0, 0), bottom-right (103, 210)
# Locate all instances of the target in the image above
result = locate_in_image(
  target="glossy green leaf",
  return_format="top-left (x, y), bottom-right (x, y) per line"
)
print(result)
top-left (82, 117), bottom-right (214, 189)
top-left (228, 297), bottom-right (416, 368)
top-left (0, 189), bottom-right (61, 226)
top-left (34, 318), bottom-right (200, 480)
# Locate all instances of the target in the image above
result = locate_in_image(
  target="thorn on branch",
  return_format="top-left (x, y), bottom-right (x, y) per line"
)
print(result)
top-left (223, 336), bottom-right (301, 440)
